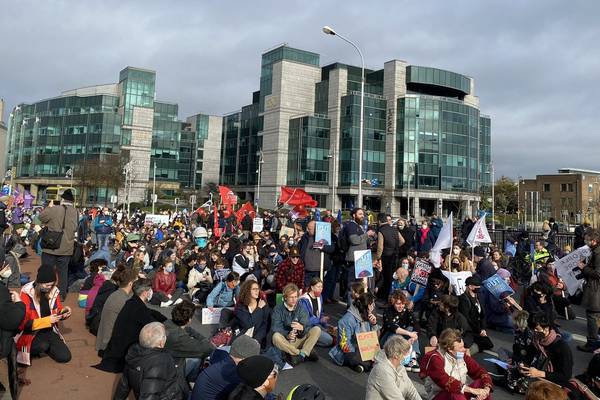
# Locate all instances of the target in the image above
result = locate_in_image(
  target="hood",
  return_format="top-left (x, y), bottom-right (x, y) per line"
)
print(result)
top-left (348, 304), bottom-right (365, 322)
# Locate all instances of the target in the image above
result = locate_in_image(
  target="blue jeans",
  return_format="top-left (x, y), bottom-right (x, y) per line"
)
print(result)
top-left (323, 264), bottom-right (340, 301)
top-left (317, 326), bottom-right (334, 347)
top-left (96, 233), bottom-right (110, 250)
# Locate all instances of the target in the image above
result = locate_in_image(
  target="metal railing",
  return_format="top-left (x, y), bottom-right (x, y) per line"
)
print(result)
top-left (485, 229), bottom-right (575, 252)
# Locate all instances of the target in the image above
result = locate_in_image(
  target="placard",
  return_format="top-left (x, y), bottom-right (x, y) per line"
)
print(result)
top-left (441, 270), bottom-right (472, 296)
top-left (482, 274), bottom-right (514, 299)
top-left (410, 258), bottom-right (432, 286)
top-left (356, 330), bottom-right (380, 362)
top-left (252, 217), bottom-right (264, 233)
top-left (354, 250), bottom-right (373, 279)
top-left (555, 245), bottom-right (591, 296)
top-left (279, 226), bottom-right (295, 238)
top-left (315, 221), bottom-right (332, 245)
top-left (201, 307), bottom-right (234, 325)
top-left (144, 214), bottom-right (169, 226)
top-left (213, 268), bottom-right (231, 282)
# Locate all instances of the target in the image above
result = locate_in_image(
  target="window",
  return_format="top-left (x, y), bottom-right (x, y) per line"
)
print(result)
top-left (544, 184), bottom-right (551, 192)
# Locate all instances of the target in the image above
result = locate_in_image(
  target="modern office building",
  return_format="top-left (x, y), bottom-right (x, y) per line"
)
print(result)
top-left (6, 67), bottom-right (221, 204)
top-left (222, 44), bottom-right (491, 217)
top-left (0, 99), bottom-right (7, 180)
top-left (520, 168), bottom-right (600, 228)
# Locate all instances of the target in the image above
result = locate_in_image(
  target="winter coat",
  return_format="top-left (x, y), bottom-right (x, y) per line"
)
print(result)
top-left (365, 349), bottom-right (422, 400)
top-left (39, 203), bottom-right (78, 256)
top-left (164, 319), bottom-right (214, 379)
top-left (415, 228), bottom-right (435, 253)
top-left (232, 304), bottom-right (270, 347)
top-left (0, 252), bottom-right (21, 289)
top-left (95, 288), bottom-right (131, 351)
top-left (87, 280), bottom-right (119, 335)
top-left (297, 233), bottom-right (335, 272)
top-left (152, 270), bottom-right (177, 297)
top-left (344, 220), bottom-right (369, 262)
top-left (427, 309), bottom-right (474, 348)
top-left (298, 292), bottom-right (325, 328)
top-left (93, 214), bottom-right (113, 235)
top-left (84, 273), bottom-right (106, 316)
top-left (15, 281), bottom-right (65, 365)
top-left (206, 281), bottom-right (239, 308)
top-left (458, 292), bottom-right (486, 334)
top-left (582, 245), bottom-right (600, 312)
top-left (381, 305), bottom-right (417, 339)
top-left (398, 227), bottom-right (414, 256)
top-left (329, 304), bottom-right (379, 366)
top-left (271, 302), bottom-right (311, 339)
top-left (187, 266), bottom-right (213, 296)
top-left (113, 344), bottom-right (187, 400)
top-left (275, 258), bottom-right (304, 292)
top-left (0, 283), bottom-right (25, 359)
top-left (430, 217), bottom-right (443, 241)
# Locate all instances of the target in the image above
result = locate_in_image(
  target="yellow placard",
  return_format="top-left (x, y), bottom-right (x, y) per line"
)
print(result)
top-left (356, 331), bottom-right (380, 362)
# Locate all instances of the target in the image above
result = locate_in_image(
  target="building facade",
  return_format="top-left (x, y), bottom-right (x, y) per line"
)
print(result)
top-left (0, 99), bottom-right (7, 180)
top-left (520, 168), bottom-right (600, 228)
top-left (5, 67), bottom-right (221, 205)
top-left (222, 45), bottom-right (492, 217)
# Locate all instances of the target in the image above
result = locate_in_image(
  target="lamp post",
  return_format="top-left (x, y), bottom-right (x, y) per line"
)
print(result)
top-left (152, 162), bottom-right (156, 214)
top-left (490, 163), bottom-right (495, 230)
top-left (255, 150), bottom-right (264, 210)
top-left (123, 161), bottom-right (133, 218)
top-left (323, 25), bottom-right (365, 209)
top-left (328, 152), bottom-right (336, 211)
top-left (516, 176), bottom-right (522, 226)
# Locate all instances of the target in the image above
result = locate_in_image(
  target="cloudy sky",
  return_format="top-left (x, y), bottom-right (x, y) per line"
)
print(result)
top-left (1, 1), bottom-right (598, 179)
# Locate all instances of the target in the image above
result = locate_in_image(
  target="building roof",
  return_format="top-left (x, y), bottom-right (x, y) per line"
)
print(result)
top-left (558, 168), bottom-right (600, 175)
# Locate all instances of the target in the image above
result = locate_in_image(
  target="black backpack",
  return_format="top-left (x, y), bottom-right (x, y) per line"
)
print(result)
top-left (337, 222), bottom-right (350, 254)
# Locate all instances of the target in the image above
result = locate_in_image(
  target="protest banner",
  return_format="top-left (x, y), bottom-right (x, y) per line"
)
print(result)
top-left (279, 226), bottom-right (295, 238)
top-left (315, 221), bottom-right (332, 245)
top-left (252, 217), bottom-right (264, 232)
top-left (441, 270), bottom-right (472, 296)
top-left (483, 274), bottom-right (514, 299)
top-left (354, 250), bottom-right (373, 279)
top-left (144, 214), bottom-right (169, 226)
top-left (357, 331), bottom-right (380, 361)
top-left (213, 268), bottom-right (231, 282)
top-left (555, 245), bottom-right (591, 296)
top-left (201, 307), bottom-right (234, 325)
top-left (410, 258), bottom-right (432, 286)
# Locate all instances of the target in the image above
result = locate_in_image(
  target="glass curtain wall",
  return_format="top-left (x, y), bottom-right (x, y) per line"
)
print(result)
top-left (287, 116), bottom-right (330, 186)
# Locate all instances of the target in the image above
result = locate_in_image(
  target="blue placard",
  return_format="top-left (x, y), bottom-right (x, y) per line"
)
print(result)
top-left (354, 250), bottom-right (374, 279)
top-left (504, 241), bottom-right (516, 257)
top-left (315, 221), bottom-right (332, 245)
top-left (483, 273), bottom-right (514, 299)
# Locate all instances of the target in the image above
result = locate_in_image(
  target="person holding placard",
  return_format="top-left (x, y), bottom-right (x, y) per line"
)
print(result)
top-left (329, 292), bottom-right (380, 373)
top-left (458, 276), bottom-right (494, 353)
top-left (578, 229), bottom-right (600, 353)
top-left (298, 220), bottom-right (334, 288)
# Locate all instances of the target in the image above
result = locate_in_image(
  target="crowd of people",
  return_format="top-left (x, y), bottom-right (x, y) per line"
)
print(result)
top-left (2, 188), bottom-right (600, 399)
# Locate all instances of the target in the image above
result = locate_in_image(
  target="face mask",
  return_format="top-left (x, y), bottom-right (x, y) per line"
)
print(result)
top-left (401, 263), bottom-right (409, 269)
top-left (288, 240), bottom-right (294, 246)
top-left (196, 238), bottom-right (208, 249)
top-left (402, 353), bottom-right (412, 366)
top-left (313, 290), bottom-right (322, 297)
top-left (472, 287), bottom-right (480, 293)
top-left (40, 286), bottom-right (52, 293)
top-left (0, 268), bottom-right (11, 279)
top-left (535, 331), bottom-right (546, 340)
top-left (165, 266), bottom-right (174, 273)
top-left (455, 351), bottom-right (465, 360)
top-left (146, 289), bottom-right (153, 302)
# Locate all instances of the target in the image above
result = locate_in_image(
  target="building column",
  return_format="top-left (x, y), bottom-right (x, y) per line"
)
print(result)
top-left (412, 197), bottom-right (420, 220)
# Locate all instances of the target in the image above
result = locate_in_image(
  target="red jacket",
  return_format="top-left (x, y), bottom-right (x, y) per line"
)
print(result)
top-left (152, 270), bottom-right (177, 296)
top-left (16, 281), bottom-right (65, 365)
top-left (420, 349), bottom-right (492, 395)
top-left (275, 258), bottom-right (305, 292)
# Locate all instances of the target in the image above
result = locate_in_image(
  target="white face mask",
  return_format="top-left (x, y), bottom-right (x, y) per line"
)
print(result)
top-left (146, 289), bottom-right (153, 302)
top-left (0, 268), bottom-right (11, 279)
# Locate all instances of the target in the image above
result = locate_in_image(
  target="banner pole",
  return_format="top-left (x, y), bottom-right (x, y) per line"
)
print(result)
top-left (320, 252), bottom-right (324, 281)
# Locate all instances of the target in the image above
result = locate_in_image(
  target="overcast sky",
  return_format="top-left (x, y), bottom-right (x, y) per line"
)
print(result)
top-left (1, 1), bottom-right (598, 180)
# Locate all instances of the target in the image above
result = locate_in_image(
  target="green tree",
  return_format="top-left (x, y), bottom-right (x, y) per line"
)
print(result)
top-left (494, 176), bottom-right (518, 215)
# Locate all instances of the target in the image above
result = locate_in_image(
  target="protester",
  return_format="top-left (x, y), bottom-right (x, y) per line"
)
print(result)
top-left (428, 294), bottom-right (474, 350)
top-left (275, 247), bottom-right (305, 292)
top-left (206, 271), bottom-right (240, 308)
top-left (228, 355), bottom-right (279, 400)
top-left (380, 290), bottom-right (420, 372)
top-left (375, 212), bottom-right (404, 301)
top-left (0, 279), bottom-right (26, 395)
top-left (233, 279), bottom-right (270, 348)
top-left (151, 258), bottom-right (185, 307)
top-left (93, 207), bottom-right (113, 251)
top-left (524, 380), bottom-right (567, 400)
top-left (298, 220), bottom-right (335, 288)
top-left (458, 276), bottom-right (494, 353)
top-left (299, 277), bottom-right (333, 347)
top-left (579, 228), bottom-right (600, 352)
top-left (87, 264), bottom-right (127, 335)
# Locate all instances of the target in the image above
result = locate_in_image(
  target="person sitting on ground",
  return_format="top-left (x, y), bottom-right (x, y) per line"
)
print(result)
top-left (299, 277), bottom-right (333, 347)
top-left (524, 380), bottom-right (567, 400)
top-left (275, 247), bottom-right (305, 293)
top-left (95, 278), bottom-right (167, 373)
top-left (228, 355), bottom-right (280, 400)
top-left (573, 353), bottom-right (600, 398)
top-left (113, 322), bottom-right (187, 400)
top-left (0, 278), bottom-right (26, 392)
top-left (87, 263), bottom-right (126, 335)
top-left (95, 267), bottom-right (137, 355)
top-left (187, 254), bottom-right (213, 305)
top-left (536, 259), bottom-right (574, 320)
top-left (83, 259), bottom-right (107, 317)
top-left (232, 280), bottom-right (270, 348)
top-left (0, 243), bottom-right (26, 290)
top-left (151, 258), bottom-right (185, 307)
top-left (428, 294), bottom-right (474, 350)
top-left (191, 335), bottom-right (261, 400)
top-left (380, 290), bottom-right (420, 372)
top-left (366, 335), bottom-right (421, 400)
top-left (458, 276), bottom-right (494, 353)
top-left (206, 271), bottom-right (240, 308)
top-left (165, 300), bottom-right (214, 384)
top-left (329, 291), bottom-right (380, 373)
top-left (16, 264), bottom-right (72, 366)
top-left (271, 283), bottom-right (321, 366)
top-left (421, 328), bottom-right (493, 400)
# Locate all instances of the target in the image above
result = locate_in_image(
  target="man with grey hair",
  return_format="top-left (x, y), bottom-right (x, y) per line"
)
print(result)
top-left (365, 335), bottom-right (421, 400)
top-left (114, 322), bottom-right (187, 399)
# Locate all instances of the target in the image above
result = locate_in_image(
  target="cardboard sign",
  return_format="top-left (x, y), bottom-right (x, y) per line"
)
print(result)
top-left (315, 221), bottom-right (332, 245)
top-left (410, 258), bottom-right (432, 286)
top-left (144, 214), bottom-right (169, 226)
top-left (252, 217), bottom-right (264, 232)
top-left (555, 245), bottom-right (591, 296)
top-left (279, 226), bottom-right (295, 238)
top-left (483, 274), bottom-right (514, 299)
top-left (441, 270), bottom-right (473, 296)
top-left (213, 268), bottom-right (231, 282)
top-left (354, 250), bottom-right (373, 279)
top-left (356, 330), bottom-right (380, 362)
top-left (201, 307), bottom-right (233, 325)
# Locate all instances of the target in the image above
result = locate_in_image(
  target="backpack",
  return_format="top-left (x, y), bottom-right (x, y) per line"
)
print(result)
top-left (337, 222), bottom-right (350, 254)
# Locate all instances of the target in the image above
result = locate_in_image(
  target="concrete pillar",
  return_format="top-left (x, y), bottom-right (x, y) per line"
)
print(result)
top-left (412, 197), bottom-right (420, 220)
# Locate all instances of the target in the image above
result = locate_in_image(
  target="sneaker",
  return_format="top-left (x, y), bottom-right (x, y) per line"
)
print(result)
top-left (578, 343), bottom-right (598, 353)
top-left (306, 350), bottom-right (319, 362)
top-left (160, 300), bottom-right (173, 308)
top-left (287, 354), bottom-right (303, 366)
top-left (409, 360), bottom-right (420, 373)
top-left (353, 365), bottom-right (365, 373)
top-left (173, 298), bottom-right (183, 305)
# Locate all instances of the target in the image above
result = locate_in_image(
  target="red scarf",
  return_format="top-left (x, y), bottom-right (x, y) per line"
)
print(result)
top-left (533, 329), bottom-right (559, 373)
top-left (419, 227), bottom-right (430, 245)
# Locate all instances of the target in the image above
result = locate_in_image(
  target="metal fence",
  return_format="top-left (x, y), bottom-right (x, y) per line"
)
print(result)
top-left (486, 229), bottom-right (575, 252)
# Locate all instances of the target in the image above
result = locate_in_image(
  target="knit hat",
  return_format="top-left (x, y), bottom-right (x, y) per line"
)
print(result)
top-left (36, 264), bottom-right (56, 284)
top-left (473, 246), bottom-right (486, 258)
top-left (229, 335), bottom-right (260, 360)
top-left (236, 355), bottom-right (274, 389)
top-left (61, 189), bottom-right (75, 202)
top-left (465, 276), bottom-right (482, 287)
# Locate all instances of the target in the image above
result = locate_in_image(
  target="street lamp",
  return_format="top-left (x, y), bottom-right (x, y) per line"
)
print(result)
top-left (490, 163), bottom-right (495, 230)
top-left (152, 162), bottom-right (157, 214)
top-left (323, 25), bottom-right (365, 209)
top-left (327, 152), bottom-right (336, 211)
top-left (255, 150), bottom-right (264, 210)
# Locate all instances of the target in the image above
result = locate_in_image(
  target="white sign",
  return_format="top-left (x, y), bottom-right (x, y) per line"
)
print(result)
top-left (441, 270), bottom-right (473, 296)
top-left (252, 217), bottom-right (264, 232)
top-left (110, 195), bottom-right (118, 204)
top-left (144, 214), bottom-right (170, 226)
top-left (555, 245), bottom-right (591, 296)
top-left (201, 307), bottom-right (233, 325)
top-left (467, 215), bottom-right (492, 246)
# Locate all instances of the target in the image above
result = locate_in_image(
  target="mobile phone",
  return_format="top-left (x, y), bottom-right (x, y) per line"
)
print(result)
top-left (59, 309), bottom-right (68, 315)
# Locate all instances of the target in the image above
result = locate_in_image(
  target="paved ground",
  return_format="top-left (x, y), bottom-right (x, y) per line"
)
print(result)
top-left (0, 254), bottom-right (595, 399)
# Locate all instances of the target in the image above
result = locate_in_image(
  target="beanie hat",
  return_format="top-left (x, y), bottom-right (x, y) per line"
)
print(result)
top-left (236, 355), bottom-right (274, 388)
top-left (473, 246), bottom-right (486, 258)
top-left (36, 264), bottom-right (56, 284)
top-left (229, 335), bottom-right (260, 360)
top-left (61, 189), bottom-right (75, 202)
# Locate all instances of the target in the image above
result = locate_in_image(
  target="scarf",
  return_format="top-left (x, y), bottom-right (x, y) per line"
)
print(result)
top-left (419, 227), bottom-right (430, 245)
top-left (533, 329), bottom-right (559, 373)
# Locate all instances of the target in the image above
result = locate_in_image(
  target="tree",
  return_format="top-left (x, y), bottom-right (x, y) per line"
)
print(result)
top-left (494, 176), bottom-right (518, 215)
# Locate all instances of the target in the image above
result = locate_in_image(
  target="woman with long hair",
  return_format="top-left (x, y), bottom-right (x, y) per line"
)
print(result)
top-left (233, 280), bottom-right (270, 348)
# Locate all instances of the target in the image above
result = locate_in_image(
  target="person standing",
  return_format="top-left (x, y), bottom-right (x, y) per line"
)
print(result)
top-left (578, 228), bottom-right (600, 352)
top-left (39, 189), bottom-right (78, 301)
top-left (342, 208), bottom-right (374, 300)
top-left (93, 207), bottom-right (113, 251)
top-left (298, 220), bottom-right (335, 288)
top-left (375, 213), bottom-right (404, 301)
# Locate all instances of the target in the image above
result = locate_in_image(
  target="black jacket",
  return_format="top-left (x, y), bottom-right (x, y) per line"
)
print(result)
top-left (113, 344), bottom-right (187, 400)
top-left (458, 291), bottom-right (485, 334)
top-left (427, 309), bottom-right (474, 348)
top-left (232, 304), bottom-right (270, 348)
top-left (95, 295), bottom-right (167, 373)
top-left (582, 245), bottom-right (600, 312)
top-left (539, 337), bottom-right (573, 387)
top-left (0, 283), bottom-right (25, 358)
top-left (87, 280), bottom-right (119, 334)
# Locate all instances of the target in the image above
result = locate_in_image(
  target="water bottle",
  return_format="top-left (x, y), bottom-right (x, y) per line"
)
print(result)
top-left (290, 317), bottom-right (298, 343)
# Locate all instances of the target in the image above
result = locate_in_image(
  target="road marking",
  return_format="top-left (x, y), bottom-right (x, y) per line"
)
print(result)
top-left (576, 316), bottom-right (587, 321)
top-left (572, 333), bottom-right (587, 343)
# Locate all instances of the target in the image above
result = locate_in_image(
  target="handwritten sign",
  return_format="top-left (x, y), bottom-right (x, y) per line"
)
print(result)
top-left (279, 226), bottom-right (295, 238)
top-left (357, 331), bottom-right (380, 361)
top-left (144, 214), bottom-right (169, 226)
top-left (252, 217), bottom-right (264, 233)
top-left (441, 270), bottom-right (473, 296)
top-left (555, 245), bottom-right (591, 296)
top-left (410, 258), bottom-right (432, 286)
top-left (201, 307), bottom-right (234, 325)
top-left (483, 274), bottom-right (514, 299)
top-left (354, 250), bottom-right (373, 279)
top-left (315, 221), bottom-right (332, 245)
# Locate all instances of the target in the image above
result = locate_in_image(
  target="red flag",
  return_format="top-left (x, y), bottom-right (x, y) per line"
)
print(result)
top-left (218, 185), bottom-right (238, 205)
top-left (235, 202), bottom-right (256, 223)
top-left (279, 186), bottom-right (318, 207)
top-left (213, 205), bottom-right (220, 238)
